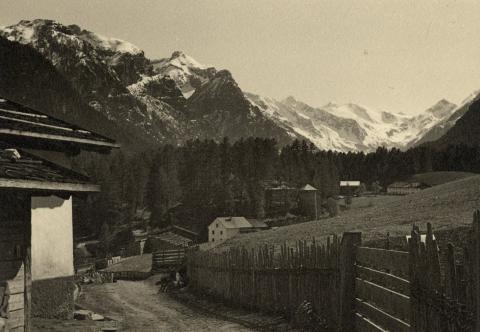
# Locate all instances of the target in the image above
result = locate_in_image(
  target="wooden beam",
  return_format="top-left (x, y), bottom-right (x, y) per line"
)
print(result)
top-left (356, 265), bottom-right (410, 296)
top-left (355, 278), bottom-right (410, 323)
top-left (356, 298), bottom-right (410, 332)
top-left (24, 247), bottom-right (31, 332)
top-left (0, 178), bottom-right (99, 192)
top-left (339, 232), bottom-right (362, 332)
top-left (0, 129), bottom-right (119, 149)
top-left (357, 247), bottom-right (409, 277)
top-left (355, 313), bottom-right (387, 332)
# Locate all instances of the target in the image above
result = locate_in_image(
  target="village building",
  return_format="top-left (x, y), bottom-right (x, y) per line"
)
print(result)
top-left (208, 217), bottom-right (268, 243)
top-left (339, 180), bottom-right (361, 196)
top-left (386, 181), bottom-right (430, 195)
top-left (264, 183), bottom-right (298, 217)
top-left (298, 184), bottom-right (321, 219)
top-left (0, 97), bottom-right (117, 329)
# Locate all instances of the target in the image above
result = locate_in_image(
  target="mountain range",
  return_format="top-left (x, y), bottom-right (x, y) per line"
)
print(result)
top-left (0, 19), bottom-right (478, 152)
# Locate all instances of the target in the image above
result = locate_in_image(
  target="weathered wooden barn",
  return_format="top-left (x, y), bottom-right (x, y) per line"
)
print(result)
top-left (0, 97), bottom-right (117, 330)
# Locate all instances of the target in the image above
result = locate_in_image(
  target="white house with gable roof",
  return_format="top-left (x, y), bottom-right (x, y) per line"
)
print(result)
top-left (208, 217), bottom-right (268, 243)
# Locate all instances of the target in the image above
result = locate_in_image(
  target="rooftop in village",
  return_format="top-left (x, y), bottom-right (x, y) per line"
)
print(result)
top-left (212, 217), bottom-right (268, 229)
top-left (151, 231), bottom-right (193, 248)
top-left (340, 180), bottom-right (361, 187)
top-left (300, 184), bottom-right (317, 191)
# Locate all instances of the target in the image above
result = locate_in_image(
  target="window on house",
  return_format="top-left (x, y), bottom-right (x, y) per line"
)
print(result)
top-left (212, 230), bottom-right (215, 235)
top-left (216, 224), bottom-right (218, 228)
top-left (212, 238), bottom-right (215, 242)
top-left (220, 231), bottom-right (223, 235)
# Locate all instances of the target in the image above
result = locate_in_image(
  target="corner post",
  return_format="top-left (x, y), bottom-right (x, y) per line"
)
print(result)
top-left (338, 231), bottom-right (362, 332)
top-left (473, 210), bottom-right (480, 332)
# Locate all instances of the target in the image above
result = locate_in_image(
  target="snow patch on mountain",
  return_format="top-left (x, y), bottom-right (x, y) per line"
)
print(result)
top-left (0, 19), bottom-right (142, 55)
top-left (78, 30), bottom-right (142, 55)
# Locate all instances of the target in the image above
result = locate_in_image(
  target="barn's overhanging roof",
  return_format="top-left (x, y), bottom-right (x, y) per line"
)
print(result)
top-left (0, 97), bottom-right (119, 152)
top-left (152, 232), bottom-right (192, 248)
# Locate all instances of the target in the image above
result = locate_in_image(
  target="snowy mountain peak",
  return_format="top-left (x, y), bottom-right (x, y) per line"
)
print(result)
top-left (248, 92), bottom-right (458, 152)
top-left (0, 19), bottom-right (143, 55)
top-left (424, 99), bottom-right (456, 118)
top-left (169, 51), bottom-right (207, 70)
top-left (283, 96), bottom-right (298, 104)
top-left (152, 51), bottom-right (217, 99)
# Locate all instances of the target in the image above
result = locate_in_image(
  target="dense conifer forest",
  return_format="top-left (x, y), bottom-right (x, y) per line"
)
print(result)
top-left (72, 138), bottom-right (480, 242)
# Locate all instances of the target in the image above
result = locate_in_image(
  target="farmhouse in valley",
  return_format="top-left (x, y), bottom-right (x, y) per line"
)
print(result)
top-left (387, 181), bottom-right (430, 195)
top-left (0, 97), bottom-right (117, 329)
top-left (208, 217), bottom-right (268, 243)
top-left (339, 180), bottom-right (361, 196)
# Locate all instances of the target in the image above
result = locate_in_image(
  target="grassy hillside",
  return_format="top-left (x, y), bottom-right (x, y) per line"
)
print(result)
top-left (217, 175), bottom-right (480, 250)
top-left (408, 171), bottom-right (476, 187)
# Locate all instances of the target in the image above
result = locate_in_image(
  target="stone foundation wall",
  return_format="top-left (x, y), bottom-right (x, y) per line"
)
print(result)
top-left (32, 276), bottom-right (75, 319)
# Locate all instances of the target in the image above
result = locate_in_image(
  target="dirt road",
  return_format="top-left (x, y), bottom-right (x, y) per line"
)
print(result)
top-left (78, 275), bottom-right (255, 332)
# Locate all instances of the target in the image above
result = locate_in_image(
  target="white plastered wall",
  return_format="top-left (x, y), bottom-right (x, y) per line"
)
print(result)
top-left (31, 195), bottom-right (74, 280)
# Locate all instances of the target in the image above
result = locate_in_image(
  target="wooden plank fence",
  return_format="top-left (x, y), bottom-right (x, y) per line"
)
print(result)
top-left (409, 219), bottom-right (477, 331)
top-left (187, 236), bottom-right (341, 329)
top-left (186, 211), bottom-right (480, 331)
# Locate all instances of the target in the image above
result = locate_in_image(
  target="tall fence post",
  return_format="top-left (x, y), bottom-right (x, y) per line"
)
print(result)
top-left (339, 231), bottom-right (362, 332)
top-left (473, 210), bottom-right (480, 332)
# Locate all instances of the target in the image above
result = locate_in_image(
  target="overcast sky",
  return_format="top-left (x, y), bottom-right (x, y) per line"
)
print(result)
top-left (1, 0), bottom-right (480, 114)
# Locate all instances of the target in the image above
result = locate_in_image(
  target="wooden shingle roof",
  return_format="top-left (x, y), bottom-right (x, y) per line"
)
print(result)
top-left (0, 148), bottom-right (98, 192)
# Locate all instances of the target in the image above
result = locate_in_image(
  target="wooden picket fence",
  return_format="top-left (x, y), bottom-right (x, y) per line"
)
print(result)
top-left (187, 211), bottom-right (480, 331)
top-left (409, 216), bottom-right (479, 331)
top-left (187, 236), bottom-right (342, 329)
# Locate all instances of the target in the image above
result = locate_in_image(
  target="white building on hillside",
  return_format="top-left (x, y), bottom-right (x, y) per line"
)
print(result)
top-left (208, 217), bottom-right (268, 243)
